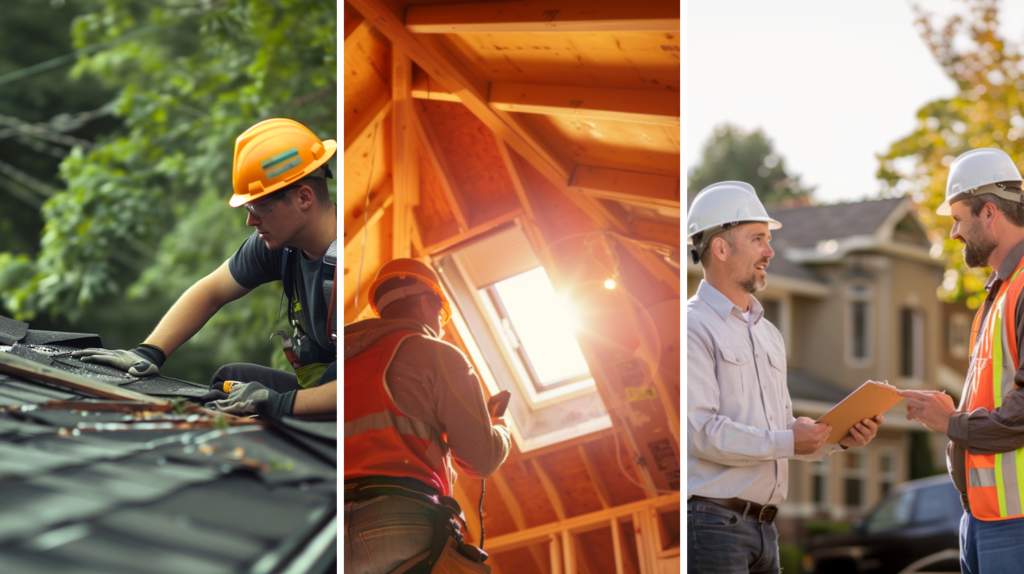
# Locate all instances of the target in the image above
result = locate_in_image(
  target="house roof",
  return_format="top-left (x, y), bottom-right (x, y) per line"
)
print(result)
top-left (767, 198), bottom-right (906, 249)
top-left (786, 369), bottom-right (852, 404)
top-left (0, 315), bottom-right (336, 574)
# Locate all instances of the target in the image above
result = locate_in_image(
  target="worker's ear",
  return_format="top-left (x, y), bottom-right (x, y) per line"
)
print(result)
top-left (295, 185), bottom-right (316, 211)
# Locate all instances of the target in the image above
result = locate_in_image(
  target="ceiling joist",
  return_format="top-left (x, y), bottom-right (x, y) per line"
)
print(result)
top-left (411, 102), bottom-right (470, 232)
top-left (343, 92), bottom-right (391, 155)
top-left (405, 0), bottom-right (681, 33)
top-left (570, 165), bottom-right (680, 210)
top-left (489, 83), bottom-right (679, 126)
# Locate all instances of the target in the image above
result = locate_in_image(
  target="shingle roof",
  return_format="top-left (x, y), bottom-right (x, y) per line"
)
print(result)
top-left (787, 369), bottom-right (852, 404)
top-left (767, 198), bottom-right (906, 249)
top-left (0, 315), bottom-right (336, 573)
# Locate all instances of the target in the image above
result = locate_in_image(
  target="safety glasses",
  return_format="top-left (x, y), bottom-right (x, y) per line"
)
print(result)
top-left (244, 186), bottom-right (293, 219)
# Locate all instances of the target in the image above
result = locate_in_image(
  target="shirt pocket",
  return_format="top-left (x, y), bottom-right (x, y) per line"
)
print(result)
top-left (718, 346), bottom-right (752, 395)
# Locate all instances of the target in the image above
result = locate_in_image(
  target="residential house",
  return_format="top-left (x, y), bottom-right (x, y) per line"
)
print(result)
top-left (687, 197), bottom-right (961, 543)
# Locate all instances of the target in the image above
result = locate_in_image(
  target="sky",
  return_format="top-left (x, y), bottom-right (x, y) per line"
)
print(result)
top-left (687, 0), bottom-right (1024, 204)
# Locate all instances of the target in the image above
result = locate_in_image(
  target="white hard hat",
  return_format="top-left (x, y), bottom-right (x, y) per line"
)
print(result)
top-left (686, 181), bottom-right (781, 264)
top-left (938, 148), bottom-right (1024, 216)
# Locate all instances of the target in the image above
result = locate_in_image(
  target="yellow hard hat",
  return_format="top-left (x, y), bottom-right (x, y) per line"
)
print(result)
top-left (369, 258), bottom-right (452, 324)
top-left (230, 118), bottom-right (337, 207)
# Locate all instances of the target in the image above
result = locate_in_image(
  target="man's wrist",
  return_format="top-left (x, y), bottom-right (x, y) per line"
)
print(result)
top-left (134, 344), bottom-right (167, 367)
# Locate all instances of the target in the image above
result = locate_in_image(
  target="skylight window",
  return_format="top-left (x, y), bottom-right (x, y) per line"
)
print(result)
top-left (484, 267), bottom-right (591, 390)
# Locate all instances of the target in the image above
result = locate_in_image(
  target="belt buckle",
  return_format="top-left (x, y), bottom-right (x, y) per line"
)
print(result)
top-left (758, 505), bottom-right (777, 523)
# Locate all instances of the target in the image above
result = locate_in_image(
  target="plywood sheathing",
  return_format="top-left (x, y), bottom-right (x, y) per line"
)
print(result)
top-left (493, 546), bottom-right (549, 574)
top-left (576, 528), bottom-right (621, 574)
top-left (443, 31), bottom-right (680, 92)
top-left (419, 100), bottom-right (519, 224)
top-left (415, 147), bottom-right (455, 231)
top-left (536, 449), bottom-right (605, 518)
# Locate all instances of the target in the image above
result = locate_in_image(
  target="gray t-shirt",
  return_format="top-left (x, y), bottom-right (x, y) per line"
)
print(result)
top-left (228, 231), bottom-right (336, 357)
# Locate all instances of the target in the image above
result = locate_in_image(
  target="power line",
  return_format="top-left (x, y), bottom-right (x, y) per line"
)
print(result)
top-left (0, 25), bottom-right (160, 89)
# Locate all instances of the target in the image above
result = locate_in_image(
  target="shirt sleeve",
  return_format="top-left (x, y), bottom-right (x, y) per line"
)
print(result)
top-left (228, 231), bottom-right (284, 289)
top-left (783, 391), bottom-right (843, 461)
top-left (687, 323), bottom-right (793, 466)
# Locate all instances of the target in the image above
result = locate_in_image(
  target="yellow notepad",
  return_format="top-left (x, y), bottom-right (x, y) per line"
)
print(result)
top-left (816, 381), bottom-right (904, 444)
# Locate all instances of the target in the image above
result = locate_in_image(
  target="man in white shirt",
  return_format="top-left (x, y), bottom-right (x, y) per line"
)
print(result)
top-left (686, 182), bottom-right (882, 573)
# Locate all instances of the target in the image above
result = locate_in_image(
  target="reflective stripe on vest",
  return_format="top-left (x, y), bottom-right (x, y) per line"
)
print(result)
top-left (966, 263), bottom-right (1024, 521)
top-left (343, 329), bottom-right (453, 496)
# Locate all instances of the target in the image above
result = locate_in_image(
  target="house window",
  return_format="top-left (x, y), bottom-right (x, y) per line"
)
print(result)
top-left (843, 452), bottom-right (868, 509)
top-left (900, 308), bottom-right (925, 380)
top-left (762, 298), bottom-right (782, 330)
top-left (879, 451), bottom-right (897, 497)
top-left (948, 313), bottom-right (970, 359)
top-left (483, 267), bottom-right (591, 392)
top-left (812, 459), bottom-right (830, 511)
top-left (847, 283), bottom-right (873, 366)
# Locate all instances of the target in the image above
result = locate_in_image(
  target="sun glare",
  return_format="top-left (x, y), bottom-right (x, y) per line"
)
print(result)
top-left (493, 268), bottom-right (590, 385)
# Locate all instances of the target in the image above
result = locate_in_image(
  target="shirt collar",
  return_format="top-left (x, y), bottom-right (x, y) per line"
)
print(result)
top-left (696, 279), bottom-right (764, 324)
top-left (985, 238), bottom-right (1024, 290)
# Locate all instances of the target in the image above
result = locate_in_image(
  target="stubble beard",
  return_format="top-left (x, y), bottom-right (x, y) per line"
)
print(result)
top-left (962, 224), bottom-right (997, 268)
top-left (738, 259), bottom-right (769, 294)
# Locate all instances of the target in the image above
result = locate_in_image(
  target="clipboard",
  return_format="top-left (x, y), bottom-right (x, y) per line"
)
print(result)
top-left (816, 381), bottom-right (903, 444)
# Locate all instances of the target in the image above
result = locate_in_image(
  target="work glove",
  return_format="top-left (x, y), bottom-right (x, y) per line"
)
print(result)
top-left (71, 345), bottom-right (165, 377)
top-left (203, 381), bottom-right (296, 420)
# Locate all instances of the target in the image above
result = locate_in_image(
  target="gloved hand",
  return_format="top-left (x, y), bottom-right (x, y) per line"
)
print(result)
top-left (71, 345), bottom-right (165, 377)
top-left (203, 381), bottom-right (296, 419)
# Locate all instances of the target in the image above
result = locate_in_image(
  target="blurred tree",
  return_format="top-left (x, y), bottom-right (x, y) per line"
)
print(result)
top-left (879, 0), bottom-right (1021, 309)
top-left (0, 0), bottom-right (337, 382)
top-left (688, 123), bottom-right (814, 206)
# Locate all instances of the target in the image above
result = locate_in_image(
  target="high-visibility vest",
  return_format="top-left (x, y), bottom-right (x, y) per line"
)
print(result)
top-left (344, 329), bottom-right (454, 496)
top-left (966, 258), bottom-right (1024, 520)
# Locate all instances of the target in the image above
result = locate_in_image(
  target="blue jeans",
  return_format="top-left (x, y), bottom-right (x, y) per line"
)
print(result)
top-left (960, 510), bottom-right (1024, 573)
top-left (688, 499), bottom-right (780, 574)
top-left (345, 495), bottom-right (436, 574)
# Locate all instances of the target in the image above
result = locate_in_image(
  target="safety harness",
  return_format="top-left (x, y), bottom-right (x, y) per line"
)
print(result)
top-left (277, 237), bottom-right (337, 388)
top-left (345, 476), bottom-right (488, 572)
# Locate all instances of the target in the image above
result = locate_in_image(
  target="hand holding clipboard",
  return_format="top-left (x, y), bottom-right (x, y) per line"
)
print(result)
top-left (816, 380), bottom-right (900, 445)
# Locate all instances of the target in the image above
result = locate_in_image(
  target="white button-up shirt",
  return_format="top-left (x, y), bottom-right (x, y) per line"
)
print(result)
top-left (687, 280), bottom-right (840, 506)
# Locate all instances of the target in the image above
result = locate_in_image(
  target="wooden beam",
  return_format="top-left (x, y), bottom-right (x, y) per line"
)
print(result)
top-left (421, 207), bottom-right (523, 256)
top-left (628, 218), bottom-right (680, 249)
top-left (392, 47), bottom-right (414, 259)
top-left (344, 93), bottom-right (391, 156)
top-left (411, 102), bottom-right (470, 232)
top-left (491, 470), bottom-right (552, 574)
top-left (412, 66), bottom-right (460, 102)
top-left (485, 493), bottom-right (681, 553)
top-left (344, 18), bottom-right (370, 47)
top-left (531, 458), bottom-right (566, 521)
top-left (563, 530), bottom-right (577, 574)
top-left (405, 0), bottom-right (680, 33)
top-left (610, 519), bottom-right (625, 574)
top-left (550, 534), bottom-right (563, 574)
top-left (0, 351), bottom-right (163, 403)
top-left (570, 166), bottom-right (680, 210)
top-left (349, 0), bottom-right (573, 187)
top-left (494, 135), bottom-right (537, 222)
top-left (490, 83), bottom-right (679, 126)
top-left (344, 178), bottom-right (393, 252)
top-left (577, 445), bottom-right (612, 510)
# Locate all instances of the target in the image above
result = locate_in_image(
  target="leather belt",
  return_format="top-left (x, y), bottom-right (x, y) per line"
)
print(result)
top-left (689, 495), bottom-right (778, 523)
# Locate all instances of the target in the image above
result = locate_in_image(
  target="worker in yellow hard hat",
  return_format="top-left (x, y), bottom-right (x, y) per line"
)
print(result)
top-left (343, 257), bottom-right (510, 571)
top-left (73, 118), bottom-right (338, 419)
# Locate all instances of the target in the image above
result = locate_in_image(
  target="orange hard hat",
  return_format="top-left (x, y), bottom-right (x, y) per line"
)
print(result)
top-left (369, 258), bottom-right (452, 324)
top-left (230, 118), bottom-right (337, 207)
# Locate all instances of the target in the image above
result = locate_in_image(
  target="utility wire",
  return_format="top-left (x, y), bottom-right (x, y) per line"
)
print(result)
top-left (0, 25), bottom-right (160, 89)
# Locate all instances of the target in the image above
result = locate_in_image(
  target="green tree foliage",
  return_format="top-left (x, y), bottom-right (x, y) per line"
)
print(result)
top-left (688, 123), bottom-right (814, 206)
top-left (0, 0), bottom-right (336, 381)
top-left (879, 0), bottom-right (1022, 308)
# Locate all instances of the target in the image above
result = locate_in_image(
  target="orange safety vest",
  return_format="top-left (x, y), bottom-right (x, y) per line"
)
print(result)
top-left (344, 329), bottom-right (454, 496)
top-left (966, 258), bottom-right (1024, 520)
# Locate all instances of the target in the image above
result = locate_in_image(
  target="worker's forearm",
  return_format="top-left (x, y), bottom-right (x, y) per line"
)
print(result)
top-left (143, 283), bottom-right (226, 357)
top-left (293, 381), bottom-right (337, 415)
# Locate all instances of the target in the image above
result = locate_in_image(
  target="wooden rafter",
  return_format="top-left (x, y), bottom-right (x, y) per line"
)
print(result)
top-left (421, 207), bottom-right (523, 256)
top-left (629, 218), bottom-right (680, 249)
top-left (343, 177), bottom-right (393, 252)
top-left (490, 470), bottom-right (552, 574)
top-left (344, 17), bottom-right (370, 46)
top-left (570, 166), bottom-right (680, 210)
top-left (412, 66), bottom-right (460, 102)
top-left (411, 101), bottom-right (470, 232)
top-left (489, 83), bottom-right (679, 126)
top-left (391, 47), bottom-right (414, 259)
top-left (343, 93), bottom-right (391, 155)
top-left (405, 0), bottom-right (680, 33)
top-left (577, 445), bottom-right (612, 510)
top-left (531, 459), bottom-right (567, 521)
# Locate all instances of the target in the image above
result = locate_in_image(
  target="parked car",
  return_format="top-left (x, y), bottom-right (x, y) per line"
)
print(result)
top-left (805, 475), bottom-right (961, 574)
